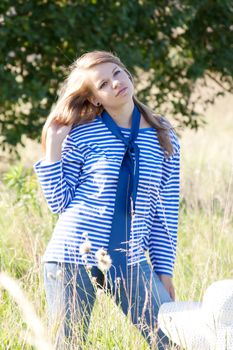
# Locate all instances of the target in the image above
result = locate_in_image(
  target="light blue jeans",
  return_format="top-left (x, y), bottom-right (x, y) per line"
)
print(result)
top-left (43, 260), bottom-right (173, 349)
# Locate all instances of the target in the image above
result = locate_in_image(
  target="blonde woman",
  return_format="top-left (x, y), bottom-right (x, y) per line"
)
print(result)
top-left (34, 50), bottom-right (180, 349)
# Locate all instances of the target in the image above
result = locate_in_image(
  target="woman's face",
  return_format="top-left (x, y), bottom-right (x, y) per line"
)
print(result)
top-left (86, 62), bottom-right (134, 109)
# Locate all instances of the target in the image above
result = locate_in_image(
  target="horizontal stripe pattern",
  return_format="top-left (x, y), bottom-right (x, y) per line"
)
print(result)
top-left (34, 115), bottom-right (180, 276)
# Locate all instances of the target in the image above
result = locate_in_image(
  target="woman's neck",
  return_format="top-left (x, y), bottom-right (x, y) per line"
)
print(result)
top-left (104, 100), bottom-right (134, 128)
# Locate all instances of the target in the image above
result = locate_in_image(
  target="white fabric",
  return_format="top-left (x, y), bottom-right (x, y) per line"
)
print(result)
top-left (202, 280), bottom-right (233, 327)
top-left (158, 280), bottom-right (233, 350)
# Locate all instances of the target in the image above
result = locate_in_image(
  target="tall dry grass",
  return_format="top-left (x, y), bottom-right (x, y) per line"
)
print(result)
top-left (0, 92), bottom-right (232, 349)
top-left (175, 92), bottom-right (233, 301)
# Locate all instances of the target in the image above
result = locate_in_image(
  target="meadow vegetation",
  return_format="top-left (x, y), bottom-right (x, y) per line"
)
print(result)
top-left (0, 93), bottom-right (232, 349)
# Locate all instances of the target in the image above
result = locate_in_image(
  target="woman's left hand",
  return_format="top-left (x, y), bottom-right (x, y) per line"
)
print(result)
top-left (158, 274), bottom-right (175, 301)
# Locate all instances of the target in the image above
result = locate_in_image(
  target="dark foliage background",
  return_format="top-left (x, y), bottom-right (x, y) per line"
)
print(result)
top-left (1, 0), bottom-right (232, 148)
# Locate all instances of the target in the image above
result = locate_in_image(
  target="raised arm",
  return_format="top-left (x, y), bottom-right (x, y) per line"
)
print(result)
top-left (34, 124), bottom-right (84, 214)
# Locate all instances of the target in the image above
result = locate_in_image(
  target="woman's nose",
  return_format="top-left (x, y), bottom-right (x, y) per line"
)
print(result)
top-left (112, 79), bottom-right (120, 89)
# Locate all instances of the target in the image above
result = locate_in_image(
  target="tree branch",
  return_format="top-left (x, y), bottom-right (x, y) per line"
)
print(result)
top-left (206, 72), bottom-right (231, 93)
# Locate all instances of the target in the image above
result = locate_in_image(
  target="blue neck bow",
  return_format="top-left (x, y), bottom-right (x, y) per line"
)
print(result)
top-left (101, 104), bottom-right (141, 284)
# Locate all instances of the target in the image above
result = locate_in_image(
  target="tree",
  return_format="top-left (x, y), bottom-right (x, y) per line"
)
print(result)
top-left (1, 0), bottom-right (232, 148)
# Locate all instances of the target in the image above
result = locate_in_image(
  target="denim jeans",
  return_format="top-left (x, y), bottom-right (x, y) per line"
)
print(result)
top-left (43, 259), bottom-right (173, 349)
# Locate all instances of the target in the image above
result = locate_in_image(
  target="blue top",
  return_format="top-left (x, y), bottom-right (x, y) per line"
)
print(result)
top-left (34, 115), bottom-right (180, 276)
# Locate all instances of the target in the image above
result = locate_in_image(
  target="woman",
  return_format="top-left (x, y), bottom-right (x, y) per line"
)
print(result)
top-left (34, 50), bottom-right (180, 349)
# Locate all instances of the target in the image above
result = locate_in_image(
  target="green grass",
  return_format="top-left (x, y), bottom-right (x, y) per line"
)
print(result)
top-left (0, 95), bottom-right (233, 349)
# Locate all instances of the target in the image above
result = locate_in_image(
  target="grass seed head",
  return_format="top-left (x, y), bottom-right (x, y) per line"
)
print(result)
top-left (97, 254), bottom-right (112, 272)
top-left (79, 240), bottom-right (91, 255)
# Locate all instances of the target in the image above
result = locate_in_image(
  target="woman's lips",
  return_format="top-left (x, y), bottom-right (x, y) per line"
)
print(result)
top-left (116, 87), bottom-right (128, 97)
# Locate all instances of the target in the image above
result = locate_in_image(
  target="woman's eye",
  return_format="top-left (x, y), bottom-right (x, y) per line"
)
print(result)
top-left (100, 82), bottom-right (107, 89)
top-left (99, 71), bottom-right (121, 89)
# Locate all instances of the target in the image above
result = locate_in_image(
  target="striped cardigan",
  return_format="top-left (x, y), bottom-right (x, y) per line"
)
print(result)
top-left (34, 115), bottom-right (180, 276)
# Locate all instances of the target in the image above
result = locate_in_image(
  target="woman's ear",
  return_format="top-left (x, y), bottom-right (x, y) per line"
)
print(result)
top-left (88, 96), bottom-right (101, 107)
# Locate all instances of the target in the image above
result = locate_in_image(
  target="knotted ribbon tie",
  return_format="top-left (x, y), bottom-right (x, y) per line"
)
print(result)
top-left (100, 104), bottom-right (141, 284)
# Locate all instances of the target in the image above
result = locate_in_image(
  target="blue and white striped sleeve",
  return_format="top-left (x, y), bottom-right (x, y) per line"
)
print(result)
top-left (33, 134), bottom-right (84, 214)
top-left (149, 131), bottom-right (180, 276)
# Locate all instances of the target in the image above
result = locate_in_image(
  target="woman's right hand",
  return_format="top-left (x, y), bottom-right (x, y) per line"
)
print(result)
top-left (46, 123), bottom-right (72, 145)
top-left (45, 123), bottom-right (72, 163)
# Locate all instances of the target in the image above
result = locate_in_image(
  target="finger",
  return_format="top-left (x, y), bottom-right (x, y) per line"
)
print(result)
top-left (170, 287), bottom-right (175, 301)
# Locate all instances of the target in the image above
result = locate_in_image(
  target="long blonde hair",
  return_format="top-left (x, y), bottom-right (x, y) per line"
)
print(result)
top-left (42, 50), bottom-right (174, 156)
